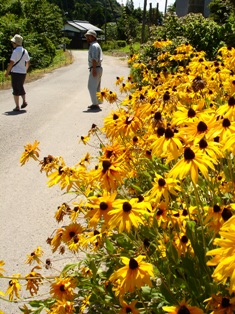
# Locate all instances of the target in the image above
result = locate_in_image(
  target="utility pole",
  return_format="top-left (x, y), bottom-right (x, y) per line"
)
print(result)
top-left (141, 0), bottom-right (147, 44)
top-left (164, 0), bottom-right (168, 15)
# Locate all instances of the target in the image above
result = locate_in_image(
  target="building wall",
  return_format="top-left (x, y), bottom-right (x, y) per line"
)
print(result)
top-left (176, 0), bottom-right (212, 17)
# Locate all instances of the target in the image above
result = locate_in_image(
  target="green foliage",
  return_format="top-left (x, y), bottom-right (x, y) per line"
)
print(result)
top-left (209, 0), bottom-right (233, 24)
top-left (147, 13), bottom-right (228, 60)
top-left (0, 0), bottom-right (63, 71)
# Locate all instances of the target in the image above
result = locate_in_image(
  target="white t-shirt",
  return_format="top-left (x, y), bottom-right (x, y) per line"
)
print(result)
top-left (10, 46), bottom-right (30, 74)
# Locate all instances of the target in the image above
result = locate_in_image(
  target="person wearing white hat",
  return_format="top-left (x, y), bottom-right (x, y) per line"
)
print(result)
top-left (84, 30), bottom-right (103, 111)
top-left (5, 34), bottom-right (30, 112)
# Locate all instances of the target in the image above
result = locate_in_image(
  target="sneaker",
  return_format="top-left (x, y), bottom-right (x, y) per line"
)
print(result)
top-left (21, 102), bottom-right (28, 109)
top-left (87, 104), bottom-right (101, 111)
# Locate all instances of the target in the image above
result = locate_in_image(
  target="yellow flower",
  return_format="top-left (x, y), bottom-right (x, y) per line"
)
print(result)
top-left (119, 300), bottom-right (140, 314)
top-left (109, 255), bottom-right (154, 294)
top-left (5, 274), bottom-right (21, 301)
top-left (62, 223), bottom-right (84, 243)
top-left (47, 299), bottom-right (75, 314)
top-left (20, 140), bottom-right (40, 165)
top-left (207, 216), bottom-right (235, 294)
top-left (85, 191), bottom-right (117, 228)
top-left (148, 174), bottom-right (181, 204)
top-left (25, 246), bottom-right (44, 265)
top-left (25, 266), bottom-right (43, 296)
top-left (204, 293), bottom-right (235, 314)
top-left (108, 198), bottom-right (150, 233)
top-left (168, 146), bottom-right (216, 184)
top-left (50, 277), bottom-right (76, 301)
top-left (0, 260), bottom-right (5, 276)
top-left (163, 299), bottom-right (204, 314)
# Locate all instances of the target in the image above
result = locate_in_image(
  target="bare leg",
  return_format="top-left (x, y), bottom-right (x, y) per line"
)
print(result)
top-left (13, 95), bottom-right (20, 109)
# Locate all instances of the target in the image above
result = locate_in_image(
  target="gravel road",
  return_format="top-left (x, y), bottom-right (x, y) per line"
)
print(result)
top-left (0, 50), bottom-right (130, 313)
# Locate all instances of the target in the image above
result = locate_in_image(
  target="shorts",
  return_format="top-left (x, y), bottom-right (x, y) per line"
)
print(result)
top-left (11, 72), bottom-right (26, 96)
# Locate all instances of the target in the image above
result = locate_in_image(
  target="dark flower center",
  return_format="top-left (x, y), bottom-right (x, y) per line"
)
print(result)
top-left (184, 147), bottom-right (195, 160)
top-left (222, 118), bottom-right (231, 128)
top-left (213, 205), bottom-right (221, 213)
top-left (106, 150), bottom-right (113, 158)
top-left (199, 139), bottom-right (208, 149)
top-left (158, 178), bottom-right (166, 187)
top-left (165, 128), bottom-right (174, 139)
top-left (102, 160), bottom-right (111, 173)
top-left (138, 195), bottom-right (144, 202)
top-left (133, 136), bottom-right (138, 143)
top-left (157, 209), bottom-right (163, 216)
top-left (182, 209), bottom-right (188, 216)
top-left (73, 235), bottom-right (79, 243)
top-left (188, 108), bottom-right (196, 118)
top-left (69, 231), bottom-right (76, 238)
top-left (154, 112), bottom-right (162, 120)
top-left (126, 307), bottom-right (132, 313)
top-left (228, 96), bottom-right (235, 106)
top-left (143, 238), bottom-right (150, 247)
top-left (197, 121), bottom-right (208, 133)
top-left (181, 235), bottom-right (188, 243)
top-left (129, 258), bottom-right (139, 269)
top-left (222, 208), bottom-right (233, 221)
top-left (221, 297), bottom-right (230, 308)
top-left (60, 285), bottom-right (65, 292)
top-left (58, 166), bottom-right (64, 175)
top-left (94, 230), bottom-right (100, 236)
top-left (157, 126), bottom-right (166, 136)
top-left (100, 202), bottom-right (108, 210)
top-left (123, 202), bottom-right (132, 212)
top-left (163, 91), bottom-right (170, 101)
top-left (177, 305), bottom-right (190, 314)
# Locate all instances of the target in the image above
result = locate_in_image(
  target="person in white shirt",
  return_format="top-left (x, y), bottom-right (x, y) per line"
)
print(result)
top-left (5, 34), bottom-right (30, 112)
top-left (85, 30), bottom-right (103, 111)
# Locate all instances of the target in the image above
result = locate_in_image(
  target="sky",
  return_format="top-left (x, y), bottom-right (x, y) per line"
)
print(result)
top-left (124, 0), bottom-right (175, 13)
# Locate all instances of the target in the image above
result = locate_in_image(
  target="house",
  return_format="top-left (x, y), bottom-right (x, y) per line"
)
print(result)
top-left (62, 20), bottom-right (103, 49)
top-left (176, 0), bottom-right (212, 17)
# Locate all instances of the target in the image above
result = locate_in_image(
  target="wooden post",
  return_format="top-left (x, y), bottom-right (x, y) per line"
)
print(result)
top-left (141, 0), bottom-right (147, 44)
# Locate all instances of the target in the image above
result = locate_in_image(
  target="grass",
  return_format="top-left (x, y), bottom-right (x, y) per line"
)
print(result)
top-left (0, 49), bottom-right (74, 90)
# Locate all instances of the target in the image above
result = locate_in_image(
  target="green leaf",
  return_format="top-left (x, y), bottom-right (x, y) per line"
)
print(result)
top-left (105, 238), bottom-right (114, 254)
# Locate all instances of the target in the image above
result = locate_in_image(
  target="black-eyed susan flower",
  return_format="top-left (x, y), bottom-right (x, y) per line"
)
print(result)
top-left (148, 174), bottom-right (181, 204)
top-left (5, 274), bottom-right (21, 301)
top-left (79, 135), bottom-right (90, 145)
top-left (47, 299), bottom-right (75, 314)
top-left (0, 260), bottom-right (5, 276)
top-left (204, 293), bottom-right (235, 314)
top-left (50, 228), bottom-right (64, 253)
top-left (207, 216), bottom-right (235, 294)
top-left (163, 299), bottom-right (204, 314)
top-left (109, 255), bottom-right (154, 294)
top-left (168, 146), bottom-right (216, 184)
top-left (20, 140), bottom-right (40, 166)
top-left (54, 203), bottom-right (71, 223)
top-left (108, 198), bottom-right (150, 233)
top-left (50, 277), bottom-right (76, 301)
top-left (25, 246), bottom-right (44, 265)
top-left (92, 157), bottom-right (125, 191)
top-left (85, 191), bottom-right (117, 228)
top-left (25, 266), bottom-right (43, 296)
top-left (118, 299), bottom-right (140, 314)
top-left (62, 223), bottom-right (84, 244)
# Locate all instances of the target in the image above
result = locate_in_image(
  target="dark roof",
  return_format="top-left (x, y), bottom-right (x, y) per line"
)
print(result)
top-left (64, 20), bottom-right (102, 33)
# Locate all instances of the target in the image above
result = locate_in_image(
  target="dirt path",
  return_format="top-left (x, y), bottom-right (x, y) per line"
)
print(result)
top-left (0, 50), bottom-right (130, 313)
